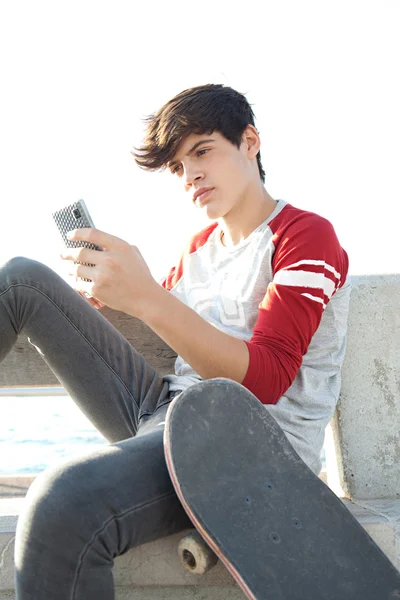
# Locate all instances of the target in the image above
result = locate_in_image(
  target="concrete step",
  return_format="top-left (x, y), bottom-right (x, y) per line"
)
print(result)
top-left (1, 496), bottom-right (399, 599)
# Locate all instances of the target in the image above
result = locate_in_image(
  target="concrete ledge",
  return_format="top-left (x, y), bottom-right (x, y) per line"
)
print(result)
top-left (0, 477), bottom-right (37, 499)
top-left (2, 589), bottom-right (245, 600)
top-left (114, 588), bottom-right (245, 600)
top-left (1, 497), bottom-right (399, 598)
top-left (341, 498), bottom-right (400, 569)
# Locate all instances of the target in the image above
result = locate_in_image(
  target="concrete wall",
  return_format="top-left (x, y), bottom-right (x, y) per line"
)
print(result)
top-left (330, 274), bottom-right (400, 500)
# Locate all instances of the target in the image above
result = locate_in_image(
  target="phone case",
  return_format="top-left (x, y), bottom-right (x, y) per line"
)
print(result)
top-left (52, 199), bottom-right (102, 282)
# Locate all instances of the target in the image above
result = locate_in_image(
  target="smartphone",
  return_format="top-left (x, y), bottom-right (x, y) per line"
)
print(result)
top-left (52, 199), bottom-right (102, 282)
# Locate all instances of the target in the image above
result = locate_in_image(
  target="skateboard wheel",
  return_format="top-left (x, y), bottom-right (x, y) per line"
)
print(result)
top-left (178, 530), bottom-right (218, 575)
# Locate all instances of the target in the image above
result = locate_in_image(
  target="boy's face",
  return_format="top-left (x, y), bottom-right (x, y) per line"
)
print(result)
top-left (167, 127), bottom-right (259, 221)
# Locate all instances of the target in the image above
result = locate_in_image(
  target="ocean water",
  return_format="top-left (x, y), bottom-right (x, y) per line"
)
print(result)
top-left (1, 395), bottom-right (327, 475)
top-left (0, 396), bottom-right (107, 474)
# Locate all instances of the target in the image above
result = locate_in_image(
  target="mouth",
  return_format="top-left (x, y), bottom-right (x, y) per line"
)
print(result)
top-left (194, 187), bottom-right (214, 206)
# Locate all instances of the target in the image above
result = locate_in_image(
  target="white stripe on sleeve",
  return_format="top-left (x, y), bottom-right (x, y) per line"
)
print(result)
top-left (284, 259), bottom-right (341, 281)
top-left (301, 293), bottom-right (326, 309)
top-left (274, 270), bottom-right (335, 299)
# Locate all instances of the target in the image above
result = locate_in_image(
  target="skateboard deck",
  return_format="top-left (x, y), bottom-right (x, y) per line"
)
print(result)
top-left (163, 378), bottom-right (400, 600)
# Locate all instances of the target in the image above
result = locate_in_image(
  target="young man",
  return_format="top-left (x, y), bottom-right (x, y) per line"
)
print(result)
top-left (0, 84), bottom-right (350, 599)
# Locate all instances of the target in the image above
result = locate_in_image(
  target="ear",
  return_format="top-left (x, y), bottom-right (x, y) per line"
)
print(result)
top-left (242, 125), bottom-right (261, 159)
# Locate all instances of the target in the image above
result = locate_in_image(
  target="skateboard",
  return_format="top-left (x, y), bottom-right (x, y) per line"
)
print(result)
top-left (163, 378), bottom-right (400, 600)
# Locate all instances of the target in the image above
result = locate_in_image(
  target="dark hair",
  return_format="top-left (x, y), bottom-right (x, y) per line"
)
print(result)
top-left (132, 83), bottom-right (266, 183)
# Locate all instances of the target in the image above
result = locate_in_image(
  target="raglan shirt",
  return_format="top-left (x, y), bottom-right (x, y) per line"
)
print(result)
top-left (161, 200), bottom-right (351, 475)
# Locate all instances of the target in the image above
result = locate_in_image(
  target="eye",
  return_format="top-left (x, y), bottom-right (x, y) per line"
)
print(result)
top-left (170, 148), bottom-right (209, 175)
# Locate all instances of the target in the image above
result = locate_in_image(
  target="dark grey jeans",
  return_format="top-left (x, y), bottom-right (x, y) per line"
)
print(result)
top-left (0, 256), bottom-right (193, 599)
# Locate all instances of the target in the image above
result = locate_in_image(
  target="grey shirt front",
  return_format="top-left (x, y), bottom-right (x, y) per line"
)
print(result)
top-left (162, 200), bottom-right (351, 475)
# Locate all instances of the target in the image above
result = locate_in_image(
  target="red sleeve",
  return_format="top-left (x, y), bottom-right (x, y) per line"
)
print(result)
top-left (160, 261), bottom-right (183, 290)
top-left (241, 208), bottom-right (349, 405)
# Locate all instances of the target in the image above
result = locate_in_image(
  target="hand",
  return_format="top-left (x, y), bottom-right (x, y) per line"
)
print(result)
top-left (60, 228), bottom-right (158, 317)
top-left (76, 288), bottom-right (105, 310)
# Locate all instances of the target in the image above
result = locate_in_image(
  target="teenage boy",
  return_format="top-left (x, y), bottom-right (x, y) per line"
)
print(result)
top-left (0, 83), bottom-right (350, 599)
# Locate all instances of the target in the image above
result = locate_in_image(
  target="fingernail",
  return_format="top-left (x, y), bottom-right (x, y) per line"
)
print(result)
top-left (66, 231), bottom-right (74, 239)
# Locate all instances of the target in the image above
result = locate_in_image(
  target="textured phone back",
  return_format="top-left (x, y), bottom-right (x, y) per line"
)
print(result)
top-left (52, 200), bottom-right (102, 251)
top-left (52, 200), bottom-right (102, 282)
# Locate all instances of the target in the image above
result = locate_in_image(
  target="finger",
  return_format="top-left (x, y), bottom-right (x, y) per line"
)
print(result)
top-left (69, 272), bottom-right (94, 295)
top-left (86, 296), bottom-right (101, 308)
top-left (77, 290), bottom-right (92, 302)
top-left (75, 284), bottom-right (94, 298)
top-left (68, 262), bottom-right (95, 282)
top-left (60, 247), bottom-right (102, 263)
top-left (67, 276), bottom-right (92, 298)
top-left (67, 227), bottom-right (121, 250)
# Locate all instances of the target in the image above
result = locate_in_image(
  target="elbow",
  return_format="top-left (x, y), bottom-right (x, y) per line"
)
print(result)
top-left (241, 341), bottom-right (302, 405)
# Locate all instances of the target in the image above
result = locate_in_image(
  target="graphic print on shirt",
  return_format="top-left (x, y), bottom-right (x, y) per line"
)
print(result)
top-left (183, 238), bottom-right (275, 331)
top-left (186, 267), bottom-right (246, 327)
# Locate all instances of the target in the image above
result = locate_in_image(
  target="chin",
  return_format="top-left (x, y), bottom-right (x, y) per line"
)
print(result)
top-left (202, 206), bottom-right (225, 221)
top-left (201, 200), bottom-right (226, 219)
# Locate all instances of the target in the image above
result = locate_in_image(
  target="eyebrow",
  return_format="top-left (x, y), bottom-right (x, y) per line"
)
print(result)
top-left (168, 139), bottom-right (215, 169)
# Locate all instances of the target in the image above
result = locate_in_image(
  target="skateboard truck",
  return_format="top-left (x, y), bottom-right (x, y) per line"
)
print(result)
top-left (178, 530), bottom-right (218, 575)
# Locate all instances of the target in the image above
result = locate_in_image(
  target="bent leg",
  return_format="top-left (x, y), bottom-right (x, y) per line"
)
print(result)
top-left (0, 257), bottom-right (169, 441)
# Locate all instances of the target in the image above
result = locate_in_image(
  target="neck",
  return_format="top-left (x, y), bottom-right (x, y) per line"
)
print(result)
top-left (219, 185), bottom-right (277, 248)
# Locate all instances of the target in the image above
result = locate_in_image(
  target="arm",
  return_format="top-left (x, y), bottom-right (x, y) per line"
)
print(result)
top-left (241, 211), bottom-right (349, 403)
top-left (139, 223), bottom-right (250, 383)
top-left (139, 286), bottom-right (250, 383)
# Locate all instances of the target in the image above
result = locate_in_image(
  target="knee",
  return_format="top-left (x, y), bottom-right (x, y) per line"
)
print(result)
top-left (1, 256), bottom-right (34, 272)
top-left (16, 458), bottom-right (103, 548)
top-left (0, 256), bottom-right (59, 287)
top-left (1, 256), bottom-right (45, 281)
top-left (14, 458), bottom-right (116, 583)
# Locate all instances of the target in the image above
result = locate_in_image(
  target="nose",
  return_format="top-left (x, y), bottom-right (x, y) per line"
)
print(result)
top-left (183, 163), bottom-right (204, 189)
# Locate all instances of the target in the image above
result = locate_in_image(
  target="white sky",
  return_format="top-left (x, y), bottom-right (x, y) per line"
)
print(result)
top-left (0, 1), bottom-right (399, 283)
